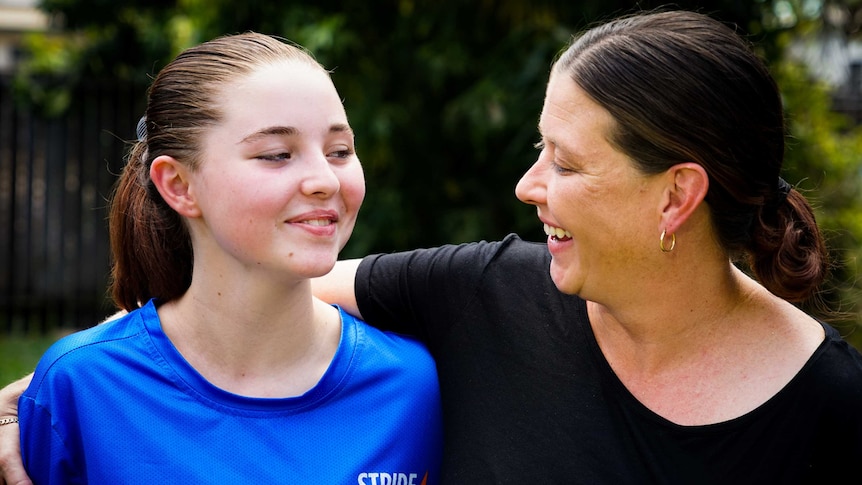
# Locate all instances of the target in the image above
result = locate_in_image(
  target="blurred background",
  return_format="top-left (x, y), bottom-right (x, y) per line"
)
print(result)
top-left (1, 0), bottom-right (862, 378)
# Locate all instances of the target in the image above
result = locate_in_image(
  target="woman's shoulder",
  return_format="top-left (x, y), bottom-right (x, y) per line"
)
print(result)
top-left (433, 233), bottom-right (551, 275)
top-left (342, 308), bottom-right (435, 368)
top-left (383, 233), bottom-right (548, 267)
top-left (815, 324), bottom-right (862, 378)
top-left (796, 323), bottom-right (862, 406)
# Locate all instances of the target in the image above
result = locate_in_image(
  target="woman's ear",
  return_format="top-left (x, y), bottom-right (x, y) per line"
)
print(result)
top-left (658, 162), bottom-right (709, 234)
top-left (150, 155), bottom-right (201, 218)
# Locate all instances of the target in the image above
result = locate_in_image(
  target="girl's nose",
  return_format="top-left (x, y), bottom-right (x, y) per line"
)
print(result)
top-left (300, 155), bottom-right (341, 197)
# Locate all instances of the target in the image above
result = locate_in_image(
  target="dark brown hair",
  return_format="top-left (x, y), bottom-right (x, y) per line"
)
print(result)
top-left (109, 33), bottom-right (324, 310)
top-left (554, 10), bottom-right (828, 303)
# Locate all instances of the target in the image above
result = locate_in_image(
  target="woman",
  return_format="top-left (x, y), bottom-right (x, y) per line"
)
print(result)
top-left (317, 9), bottom-right (862, 483)
top-left (10, 33), bottom-right (442, 483)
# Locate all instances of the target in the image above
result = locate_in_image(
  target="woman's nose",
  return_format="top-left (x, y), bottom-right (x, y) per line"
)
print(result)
top-left (515, 158), bottom-right (547, 206)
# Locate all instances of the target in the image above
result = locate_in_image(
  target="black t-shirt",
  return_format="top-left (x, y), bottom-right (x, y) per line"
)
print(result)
top-left (355, 234), bottom-right (862, 484)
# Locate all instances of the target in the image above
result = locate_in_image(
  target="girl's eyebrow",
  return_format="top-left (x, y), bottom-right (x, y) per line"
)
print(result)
top-left (239, 125), bottom-right (298, 144)
top-left (239, 124), bottom-right (353, 144)
top-left (329, 123), bottom-right (354, 137)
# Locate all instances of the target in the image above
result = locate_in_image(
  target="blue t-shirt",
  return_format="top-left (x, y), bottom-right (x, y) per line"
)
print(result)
top-left (20, 300), bottom-right (442, 484)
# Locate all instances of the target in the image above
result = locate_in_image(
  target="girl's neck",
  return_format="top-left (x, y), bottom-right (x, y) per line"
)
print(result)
top-left (158, 280), bottom-right (342, 398)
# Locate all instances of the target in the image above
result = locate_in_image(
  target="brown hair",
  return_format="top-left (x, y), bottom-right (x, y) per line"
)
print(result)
top-left (554, 10), bottom-right (828, 303)
top-left (109, 33), bottom-right (325, 311)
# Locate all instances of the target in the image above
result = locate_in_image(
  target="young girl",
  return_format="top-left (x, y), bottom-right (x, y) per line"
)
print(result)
top-left (16, 33), bottom-right (441, 483)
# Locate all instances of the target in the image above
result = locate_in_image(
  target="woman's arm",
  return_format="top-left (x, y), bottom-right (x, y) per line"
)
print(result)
top-left (0, 374), bottom-right (33, 485)
top-left (312, 259), bottom-right (363, 318)
top-left (0, 309), bottom-right (128, 485)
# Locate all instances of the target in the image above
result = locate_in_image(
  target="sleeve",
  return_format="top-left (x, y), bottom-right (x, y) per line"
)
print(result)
top-left (20, 393), bottom-right (81, 484)
top-left (19, 348), bottom-right (84, 484)
top-left (354, 233), bottom-right (533, 346)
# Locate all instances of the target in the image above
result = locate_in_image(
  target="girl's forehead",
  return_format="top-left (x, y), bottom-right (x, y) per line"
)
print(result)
top-left (229, 60), bottom-right (331, 91)
top-left (220, 62), bottom-right (340, 106)
top-left (211, 62), bottom-right (348, 139)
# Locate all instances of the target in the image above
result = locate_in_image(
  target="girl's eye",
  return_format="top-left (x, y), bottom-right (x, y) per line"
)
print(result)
top-left (258, 152), bottom-right (291, 162)
top-left (533, 140), bottom-right (545, 150)
top-left (328, 148), bottom-right (354, 159)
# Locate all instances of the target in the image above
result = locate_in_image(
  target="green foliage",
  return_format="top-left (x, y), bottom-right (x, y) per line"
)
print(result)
top-left (14, 0), bottom-right (862, 341)
top-left (0, 333), bottom-right (59, 385)
top-left (773, 57), bottom-right (862, 345)
top-left (11, 33), bottom-right (84, 116)
top-left (16, 0), bottom-right (779, 249)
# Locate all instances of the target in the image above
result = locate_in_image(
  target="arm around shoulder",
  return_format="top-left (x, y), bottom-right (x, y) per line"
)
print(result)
top-left (312, 259), bottom-right (363, 318)
top-left (0, 374), bottom-right (30, 418)
top-left (0, 373), bottom-right (34, 485)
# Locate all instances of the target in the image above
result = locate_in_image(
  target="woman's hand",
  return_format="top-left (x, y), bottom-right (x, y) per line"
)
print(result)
top-left (0, 375), bottom-right (33, 485)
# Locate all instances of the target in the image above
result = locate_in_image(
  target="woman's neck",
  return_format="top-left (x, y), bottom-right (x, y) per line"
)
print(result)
top-left (587, 263), bottom-right (824, 425)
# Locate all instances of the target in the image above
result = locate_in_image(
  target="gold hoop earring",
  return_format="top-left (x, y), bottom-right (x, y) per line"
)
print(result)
top-left (660, 229), bottom-right (676, 253)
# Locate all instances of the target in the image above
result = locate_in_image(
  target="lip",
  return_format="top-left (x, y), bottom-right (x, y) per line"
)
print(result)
top-left (538, 216), bottom-right (568, 237)
top-left (286, 209), bottom-right (340, 236)
top-left (287, 209), bottom-right (339, 223)
top-left (537, 216), bottom-right (573, 255)
top-left (546, 233), bottom-right (573, 256)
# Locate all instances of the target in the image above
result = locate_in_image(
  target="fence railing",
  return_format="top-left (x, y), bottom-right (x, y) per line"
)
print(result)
top-left (0, 75), bottom-right (145, 333)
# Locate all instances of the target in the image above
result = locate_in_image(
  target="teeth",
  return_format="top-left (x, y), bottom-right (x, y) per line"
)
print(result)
top-left (543, 223), bottom-right (572, 239)
top-left (304, 219), bottom-right (332, 226)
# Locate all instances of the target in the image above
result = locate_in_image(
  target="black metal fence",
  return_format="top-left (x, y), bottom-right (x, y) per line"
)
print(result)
top-left (0, 75), bottom-right (145, 333)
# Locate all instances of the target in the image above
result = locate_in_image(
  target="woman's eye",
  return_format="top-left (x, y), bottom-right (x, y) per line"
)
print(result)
top-left (535, 140), bottom-right (571, 173)
top-left (551, 161), bottom-right (575, 174)
top-left (258, 152), bottom-right (291, 162)
top-left (548, 156), bottom-right (579, 174)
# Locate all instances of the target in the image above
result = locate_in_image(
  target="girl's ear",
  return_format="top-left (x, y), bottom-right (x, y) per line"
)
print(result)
top-left (149, 155), bottom-right (201, 218)
top-left (658, 162), bottom-right (709, 234)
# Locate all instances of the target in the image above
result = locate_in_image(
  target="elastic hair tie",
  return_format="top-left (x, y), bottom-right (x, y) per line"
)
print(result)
top-left (777, 177), bottom-right (791, 198)
top-left (136, 116), bottom-right (147, 142)
top-left (767, 177), bottom-right (791, 211)
top-left (776, 177), bottom-right (791, 204)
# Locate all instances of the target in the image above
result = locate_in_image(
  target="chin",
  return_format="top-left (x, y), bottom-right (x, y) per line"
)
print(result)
top-left (306, 260), bottom-right (338, 278)
top-left (286, 254), bottom-right (337, 278)
top-left (549, 265), bottom-right (580, 296)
